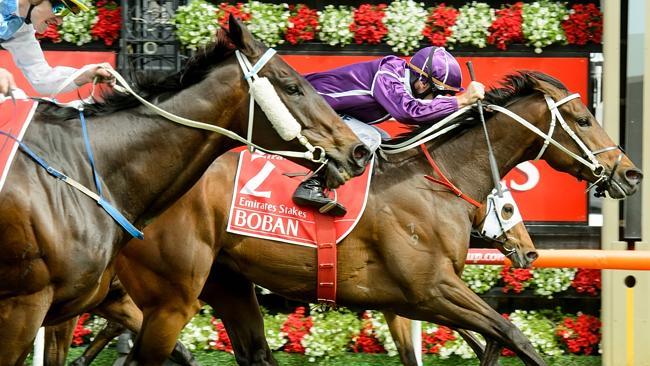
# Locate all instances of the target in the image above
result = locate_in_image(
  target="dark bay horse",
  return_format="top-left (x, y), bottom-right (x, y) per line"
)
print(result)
top-left (43, 189), bottom-right (537, 366)
top-left (0, 17), bottom-right (368, 365)
top-left (114, 71), bottom-right (642, 366)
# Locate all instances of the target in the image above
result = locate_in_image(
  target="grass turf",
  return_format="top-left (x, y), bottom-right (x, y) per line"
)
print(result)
top-left (65, 347), bottom-right (601, 365)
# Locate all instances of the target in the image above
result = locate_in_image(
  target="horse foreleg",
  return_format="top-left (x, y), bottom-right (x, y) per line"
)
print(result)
top-left (384, 312), bottom-right (501, 366)
top-left (383, 312), bottom-right (419, 366)
top-left (69, 320), bottom-right (126, 366)
top-left (0, 290), bottom-right (52, 366)
top-left (124, 298), bottom-right (201, 366)
top-left (480, 339), bottom-right (503, 366)
top-left (417, 270), bottom-right (546, 366)
top-left (456, 329), bottom-right (485, 358)
top-left (44, 317), bottom-right (76, 366)
top-left (200, 269), bottom-right (277, 366)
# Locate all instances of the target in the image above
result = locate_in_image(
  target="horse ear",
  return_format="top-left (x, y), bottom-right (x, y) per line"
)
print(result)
top-left (228, 14), bottom-right (260, 57)
top-left (530, 76), bottom-right (565, 101)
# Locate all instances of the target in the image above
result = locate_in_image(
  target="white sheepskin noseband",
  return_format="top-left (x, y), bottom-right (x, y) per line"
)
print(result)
top-left (249, 77), bottom-right (302, 141)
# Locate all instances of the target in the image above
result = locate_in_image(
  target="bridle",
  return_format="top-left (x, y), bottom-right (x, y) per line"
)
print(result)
top-left (488, 93), bottom-right (624, 197)
top-left (233, 49), bottom-right (327, 163)
top-left (473, 187), bottom-right (523, 257)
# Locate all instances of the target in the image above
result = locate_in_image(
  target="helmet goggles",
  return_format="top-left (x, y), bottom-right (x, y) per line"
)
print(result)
top-left (408, 47), bottom-right (463, 94)
top-left (52, 0), bottom-right (89, 17)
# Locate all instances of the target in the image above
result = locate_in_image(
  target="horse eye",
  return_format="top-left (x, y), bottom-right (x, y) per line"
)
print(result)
top-left (285, 84), bottom-right (301, 95)
top-left (576, 117), bottom-right (591, 128)
top-left (501, 204), bottom-right (514, 220)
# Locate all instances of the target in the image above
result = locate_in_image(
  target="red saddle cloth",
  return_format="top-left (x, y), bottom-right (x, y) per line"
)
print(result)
top-left (0, 100), bottom-right (38, 193)
top-left (226, 147), bottom-right (373, 247)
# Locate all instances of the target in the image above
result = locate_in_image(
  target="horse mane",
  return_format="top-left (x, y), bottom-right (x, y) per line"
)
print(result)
top-left (391, 71), bottom-right (568, 143)
top-left (42, 28), bottom-right (237, 120)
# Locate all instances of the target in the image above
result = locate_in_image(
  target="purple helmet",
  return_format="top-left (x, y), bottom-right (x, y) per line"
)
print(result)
top-left (408, 46), bottom-right (463, 93)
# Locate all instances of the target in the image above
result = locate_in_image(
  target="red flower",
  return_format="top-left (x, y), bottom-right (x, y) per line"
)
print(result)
top-left (211, 317), bottom-right (233, 352)
top-left (91, 0), bottom-right (121, 46)
top-left (487, 2), bottom-right (523, 50)
top-left (562, 4), bottom-right (603, 45)
top-left (501, 265), bottom-right (533, 293)
top-left (500, 313), bottom-right (517, 356)
top-left (422, 325), bottom-right (455, 354)
top-left (71, 313), bottom-right (92, 346)
top-left (571, 269), bottom-right (601, 296)
top-left (350, 4), bottom-right (388, 45)
top-left (351, 312), bottom-right (386, 353)
top-left (285, 4), bottom-right (319, 45)
top-left (556, 314), bottom-right (601, 355)
top-left (281, 307), bottom-right (312, 353)
top-left (217, 3), bottom-right (251, 28)
top-left (36, 22), bottom-right (62, 43)
top-left (422, 4), bottom-right (458, 47)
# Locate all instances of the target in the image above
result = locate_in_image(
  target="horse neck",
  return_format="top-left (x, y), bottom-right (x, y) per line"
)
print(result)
top-left (429, 95), bottom-right (549, 201)
top-left (98, 60), bottom-right (249, 224)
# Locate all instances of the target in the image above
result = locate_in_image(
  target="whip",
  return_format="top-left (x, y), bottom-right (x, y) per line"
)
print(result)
top-left (466, 61), bottom-right (502, 197)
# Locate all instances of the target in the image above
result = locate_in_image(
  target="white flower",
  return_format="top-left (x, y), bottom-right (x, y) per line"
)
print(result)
top-left (173, 0), bottom-right (218, 50)
top-left (383, 0), bottom-right (427, 55)
top-left (448, 2), bottom-right (495, 48)
top-left (508, 310), bottom-right (564, 356)
top-left (243, 2), bottom-right (289, 47)
top-left (179, 306), bottom-right (217, 351)
top-left (461, 265), bottom-right (501, 294)
top-left (531, 268), bottom-right (577, 298)
top-left (522, 1), bottom-right (568, 52)
top-left (60, 5), bottom-right (97, 46)
top-left (318, 5), bottom-right (354, 47)
top-left (302, 307), bottom-right (362, 361)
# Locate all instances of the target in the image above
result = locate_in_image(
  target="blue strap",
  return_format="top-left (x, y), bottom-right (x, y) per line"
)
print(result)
top-left (79, 111), bottom-right (103, 197)
top-left (77, 110), bottom-right (143, 239)
top-left (0, 112), bottom-right (143, 239)
top-left (246, 48), bottom-right (277, 80)
top-left (98, 197), bottom-right (144, 239)
top-left (0, 130), bottom-right (67, 180)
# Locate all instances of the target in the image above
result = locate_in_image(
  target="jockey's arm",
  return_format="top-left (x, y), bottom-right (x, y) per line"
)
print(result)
top-left (2, 24), bottom-right (79, 95)
top-left (371, 58), bottom-right (459, 125)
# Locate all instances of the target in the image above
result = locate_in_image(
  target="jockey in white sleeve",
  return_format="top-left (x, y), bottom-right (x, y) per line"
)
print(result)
top-left (0, 0), bottom-right (114, 96)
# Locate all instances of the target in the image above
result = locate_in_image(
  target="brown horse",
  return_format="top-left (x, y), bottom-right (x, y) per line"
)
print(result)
top-left (0, 17), bottom-right (368, 365)
top-left (114, 71), bottom-right (642, 366)
top-left (44, 189), bottom-right (536, 366)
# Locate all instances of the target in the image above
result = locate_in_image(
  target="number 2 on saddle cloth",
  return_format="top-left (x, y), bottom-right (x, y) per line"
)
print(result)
top-left (226, 147), bottom-right (374, 304)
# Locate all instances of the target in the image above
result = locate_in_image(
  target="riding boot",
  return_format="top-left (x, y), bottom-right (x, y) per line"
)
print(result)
top-left (292, 174), bottom-right (347, 217)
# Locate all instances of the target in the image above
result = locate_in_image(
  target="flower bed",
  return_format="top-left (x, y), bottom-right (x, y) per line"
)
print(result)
top-left (73, 296), bottom-right (602, 360)
top-left (37, 0), bottom-right (120, 47)
top-left (168, 0), bottom-right (601, 54)
top-left (39, 1), bottom-right (603, 54)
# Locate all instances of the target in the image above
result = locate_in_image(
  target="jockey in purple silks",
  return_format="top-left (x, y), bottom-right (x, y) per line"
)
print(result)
top-left (292, 46), bottom-right (486, 216)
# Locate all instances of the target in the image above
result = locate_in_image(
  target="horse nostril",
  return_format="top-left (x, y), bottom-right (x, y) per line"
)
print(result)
top-left (624, 168), bottom-right (643, 185)
top-left (352, 144), bottom-right (371, 166)
top-left (526, 251), bottom-right (539, 262)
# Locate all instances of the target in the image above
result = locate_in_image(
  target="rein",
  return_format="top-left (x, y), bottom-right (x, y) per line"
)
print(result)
top-left (419, 144), bottom-right (481, 208)
top-left (419, 142), bottom-right (521, 255)
top-left (44, 50), bottom-right (328, 163)
top-left (382, 92), bottom-right (621, 196)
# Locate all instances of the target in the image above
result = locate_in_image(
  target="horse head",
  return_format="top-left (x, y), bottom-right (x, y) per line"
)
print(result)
top-left (507, 72), bottom-right (642, 199)
top-left (225, 16), bottom-right (371, 188)
top-left (474, 188), bottom-right (538, 269)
